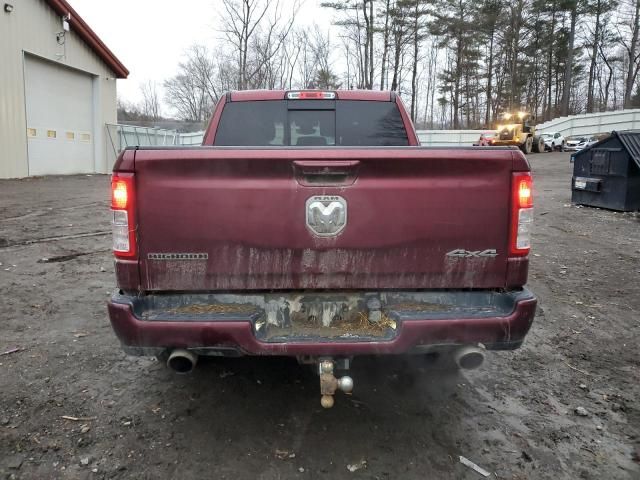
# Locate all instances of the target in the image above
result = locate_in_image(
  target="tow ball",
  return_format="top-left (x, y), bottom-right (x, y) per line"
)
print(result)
top-left (318, 359), bottom-right (354, 408)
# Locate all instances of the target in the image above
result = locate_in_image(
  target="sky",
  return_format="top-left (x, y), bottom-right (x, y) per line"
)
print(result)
top-left (68, 0), bottom-right (334, 111)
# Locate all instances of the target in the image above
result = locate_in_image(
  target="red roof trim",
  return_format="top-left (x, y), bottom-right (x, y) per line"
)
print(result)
top-left (45, 0), bottom-right (129, 78)
top-left (336, 90), bottom-right (391, 101)
top-left (230, 90), bottom-right (287, 101)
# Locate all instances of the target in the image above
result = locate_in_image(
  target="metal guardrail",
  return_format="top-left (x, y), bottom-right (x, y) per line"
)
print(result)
top-left (417, 109), bottom-right (640, 146)
top-left (535, 109), bottom-right (640, 136)
top-left (177, 132), bottom-right (205, 145)
top-left (105, 124), bottom-right (205, 170)
top-left (105, 124), bottom-right (205, 155)
top-left (416, 130), bottom-right (487, 146)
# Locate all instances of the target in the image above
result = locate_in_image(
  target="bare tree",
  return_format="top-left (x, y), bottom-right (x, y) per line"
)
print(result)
top-left (221, 0), bottom-right (268, 89)
top-left (152, 0), bottom-right (640, 129)
top-left (379, 0), bottom-right (393, 90)
top-left (364, 0), bottom-right (375, 88)
top-left (560, 0), bottom-right (579, 116)
top-left (402, 0), bottom-right (429, 121)
top-left (221, 0), bottom-right (299, 90)
top-left (140, 81), bottom-right (161, 120)
top-left (618, 0), bottom-right (640, 106)
top-left (389, 1), bottom-right (411, 92)
top-left (164, 48), bottom-right (217, 123)
top-left (276, 29), bottom-right (304, 89)
top-left (296, 29), bottom-right (316, 88)
top-left (117, 96), bottom-right (142, 122)
top-left (311, 25), bottom-right (333, 75)
top-left (323, 1), bottom-right (376, 88)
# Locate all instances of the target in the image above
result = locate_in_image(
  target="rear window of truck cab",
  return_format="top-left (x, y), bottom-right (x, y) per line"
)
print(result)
top-left (213, 100), bottom-right (409, 147)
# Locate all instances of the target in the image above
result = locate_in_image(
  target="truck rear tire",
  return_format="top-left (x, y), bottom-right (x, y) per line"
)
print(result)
top-left (532, 136), bottom-right (544, 153)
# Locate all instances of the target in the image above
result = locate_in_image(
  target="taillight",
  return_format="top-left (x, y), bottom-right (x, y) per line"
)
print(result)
top-left (112, 180), bottom-right (129, 209)
top-left (510, 172), bottom-right (533, 256)
top-left (111, 173), bottom-right (136, 258)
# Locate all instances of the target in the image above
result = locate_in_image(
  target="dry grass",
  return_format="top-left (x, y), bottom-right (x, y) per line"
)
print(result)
top-left (337, 311), bottom-right (397, 331)
top-left (163, 303), bottom-right (398, 335)
top-left (164, 303), bottom-right (257, 315)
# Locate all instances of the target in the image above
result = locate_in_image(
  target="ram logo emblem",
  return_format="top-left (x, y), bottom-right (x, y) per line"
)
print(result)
top-left (306, 195), bottom-right (347, 237)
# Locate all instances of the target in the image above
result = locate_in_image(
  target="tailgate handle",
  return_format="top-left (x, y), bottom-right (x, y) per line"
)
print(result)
top-left (294, 160), bottom-right (360, 169)
top-left (293, 160), bottom-right (360, 186)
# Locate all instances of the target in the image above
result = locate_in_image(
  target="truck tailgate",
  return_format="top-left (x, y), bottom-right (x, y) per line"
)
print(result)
top-left (133, 147), bottom-right (519, 291)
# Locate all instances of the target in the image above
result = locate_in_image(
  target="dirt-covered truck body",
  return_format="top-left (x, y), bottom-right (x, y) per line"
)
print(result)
top-left (107, 90), bottom-right (536, 406)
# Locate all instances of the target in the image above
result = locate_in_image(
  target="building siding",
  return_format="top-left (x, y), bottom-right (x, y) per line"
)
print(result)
top-left (0, 0), bottom-right (118, 178)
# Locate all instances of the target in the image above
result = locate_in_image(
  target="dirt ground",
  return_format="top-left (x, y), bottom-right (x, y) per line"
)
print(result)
top-left (1, 152), bottom-right (638, 479)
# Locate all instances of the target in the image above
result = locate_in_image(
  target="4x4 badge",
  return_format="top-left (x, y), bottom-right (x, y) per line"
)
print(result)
top-left (446, 249), bottom-right (498, 258)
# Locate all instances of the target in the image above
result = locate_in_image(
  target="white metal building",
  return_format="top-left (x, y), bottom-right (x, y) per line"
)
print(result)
top-left (0, 0), bottom-right (128, 178)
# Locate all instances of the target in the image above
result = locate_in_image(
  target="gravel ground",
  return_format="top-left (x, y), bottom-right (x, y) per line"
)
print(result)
top-left (0, 152), bottom-right (638, 479)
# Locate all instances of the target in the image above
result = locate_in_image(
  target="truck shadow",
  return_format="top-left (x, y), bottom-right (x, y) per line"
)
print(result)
top-left (178, 354), bottom-right (464, 410)
top-left (144, 355), bottom-right (476, 478)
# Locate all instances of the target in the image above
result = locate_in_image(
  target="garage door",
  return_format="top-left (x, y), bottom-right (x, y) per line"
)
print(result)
top-left (24, 56), bottom-right (95, 176)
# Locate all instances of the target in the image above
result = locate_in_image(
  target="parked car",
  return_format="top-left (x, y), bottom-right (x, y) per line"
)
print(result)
top-left (565, 135), bottom-right (600, 151)
top-left (473, 130), bottom-right (497, 146)
top-left (540, 131), bottom-right (565, 151)
top-left (108, 90), bottom-right (537, 408)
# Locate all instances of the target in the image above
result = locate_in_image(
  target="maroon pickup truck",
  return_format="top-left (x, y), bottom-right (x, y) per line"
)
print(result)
top-left (108, 90), bottom-right (536, 407)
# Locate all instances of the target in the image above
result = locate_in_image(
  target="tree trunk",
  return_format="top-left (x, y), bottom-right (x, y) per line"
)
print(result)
top-left (362, 0), bottom-right (371, 89)
top-left (380, 0), bottom-right (391, 90)
top-left (625, 0), bottom-right (640, 107)
top-left (240, 0), bottom-right (250, 89)
top-left (410, 2), bottom-right (419, 121)
top-left (391, 30), bottom-right (402, 91)
top-left (586, 0), bottom-right (601, 112)
top-left (453, 36), bottom-right (463, 129)
top-left (465, 70), bottom-right (471, 128)
top-left (600, 45), bottom-right (614, 109)
top-left (545, 9), bottom-right (556, 120)
top-left (369, 0), bottom-right (374, 88)
top-left (560, 3), bottom-right (577, 115)
top-left (430, 48), bottom-right (436, 126)
top-left (509, 1), bottom-right (523, 109)
top-left (613, 66), bottom-right (618, 108)
top-left (485, 30), bottom-right (495, 127)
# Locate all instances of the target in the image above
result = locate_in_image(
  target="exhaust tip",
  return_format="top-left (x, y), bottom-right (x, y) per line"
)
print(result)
top-left (167, 349), bottom-right (198, 374)
top-left (454, 347), bottom-right (485, 370)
